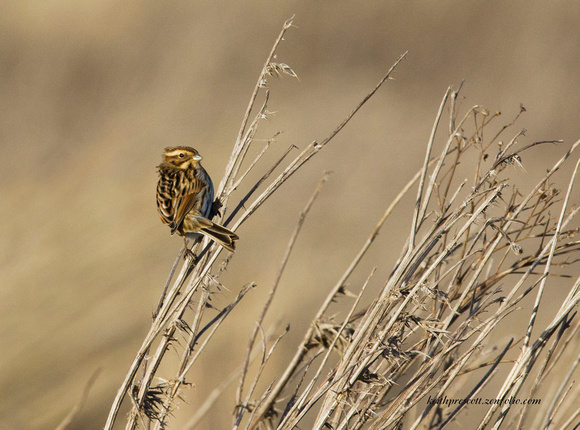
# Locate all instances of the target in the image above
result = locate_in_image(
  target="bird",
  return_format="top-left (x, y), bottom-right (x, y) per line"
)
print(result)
top-left (156, 146), bottom-right (238, 253)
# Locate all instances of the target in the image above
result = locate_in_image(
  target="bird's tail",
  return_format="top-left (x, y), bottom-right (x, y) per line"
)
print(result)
top-left (200, 222), bottom-right (239, 252)
top-left (183, 216), bottom-right (239, 252)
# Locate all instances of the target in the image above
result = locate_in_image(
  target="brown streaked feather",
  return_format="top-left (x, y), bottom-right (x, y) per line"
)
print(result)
top-left (156, 167), bottom-right (178, 226)
top-left (170, 173), bottom-right (207, 234)
top-left (156, 162), bottom-right (208, 234)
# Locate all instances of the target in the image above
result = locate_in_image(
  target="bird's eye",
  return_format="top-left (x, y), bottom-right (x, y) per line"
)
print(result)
top-left (179, 153), bottom-right (185, 158)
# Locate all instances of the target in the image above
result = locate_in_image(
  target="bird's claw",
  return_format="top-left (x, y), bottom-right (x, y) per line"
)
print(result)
top-left (210, 199), bottom-right (223, 218)
top-left (183, 247), bottom-right (198, 265)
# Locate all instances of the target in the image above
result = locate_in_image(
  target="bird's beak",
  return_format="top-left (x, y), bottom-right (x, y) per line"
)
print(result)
top-left (193, 155), bottom-right (203, 161)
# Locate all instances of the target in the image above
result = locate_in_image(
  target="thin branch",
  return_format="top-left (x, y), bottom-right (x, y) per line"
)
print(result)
top-left (234, 172), bottom-right (331, 426)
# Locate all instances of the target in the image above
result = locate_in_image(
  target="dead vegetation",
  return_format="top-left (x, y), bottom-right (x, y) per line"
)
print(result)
top-left (102, 18), bottom-right (580, 430)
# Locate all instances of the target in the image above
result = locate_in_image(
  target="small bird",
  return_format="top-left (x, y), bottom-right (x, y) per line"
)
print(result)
top-left (156, 146), bottom-right (239, 253)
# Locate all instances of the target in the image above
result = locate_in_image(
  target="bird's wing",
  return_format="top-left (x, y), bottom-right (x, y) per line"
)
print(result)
top-left (170, 173), bottom-right (206, 233)
top-left (156, 168), bottom-right (177, 226)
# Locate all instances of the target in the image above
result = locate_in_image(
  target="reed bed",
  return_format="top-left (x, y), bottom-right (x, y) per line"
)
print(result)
top-left (100, 18), bottom-right (580, 430)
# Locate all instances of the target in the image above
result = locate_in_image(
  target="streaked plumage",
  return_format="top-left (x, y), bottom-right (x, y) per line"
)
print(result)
top-left (156, 146), bottom-right (238, 252)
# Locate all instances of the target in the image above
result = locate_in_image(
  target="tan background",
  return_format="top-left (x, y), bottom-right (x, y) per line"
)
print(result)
top-left (1, 1), bottom-right (579, 429)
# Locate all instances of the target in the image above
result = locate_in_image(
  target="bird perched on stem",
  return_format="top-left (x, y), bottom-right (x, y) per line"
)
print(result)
top-left (156, 146), bottom-right (238, 253)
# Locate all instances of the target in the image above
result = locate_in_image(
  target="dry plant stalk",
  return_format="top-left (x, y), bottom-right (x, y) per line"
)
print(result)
top-left (103, 17), bottom-right (580, 430)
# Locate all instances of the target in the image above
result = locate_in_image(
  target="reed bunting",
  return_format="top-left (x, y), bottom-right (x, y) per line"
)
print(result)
top-left (156, 146), bottom-right (238, 252)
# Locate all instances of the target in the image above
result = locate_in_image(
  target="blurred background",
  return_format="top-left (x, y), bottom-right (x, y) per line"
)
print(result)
top-left (1, 1), bottom-right (579, 428)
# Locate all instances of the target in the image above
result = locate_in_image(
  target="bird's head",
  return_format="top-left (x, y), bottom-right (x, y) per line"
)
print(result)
top-left (162, 146), bottom-right (203, 169)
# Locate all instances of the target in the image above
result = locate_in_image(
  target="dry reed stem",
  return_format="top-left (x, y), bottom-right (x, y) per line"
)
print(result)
top-left (232, 172), bottom-right (330, 428)
top-left (216, 17), bottom-right (294, 204)
top-left (56, 369), bottom-right (101, 430)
